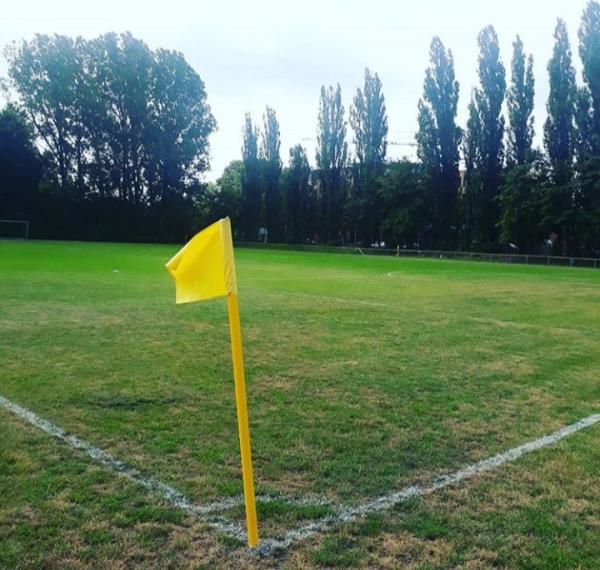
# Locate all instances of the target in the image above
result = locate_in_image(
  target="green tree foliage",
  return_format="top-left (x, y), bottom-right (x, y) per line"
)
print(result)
top-left (85, 33), bottom-right (154, 202)
top-left (544, 19), bottom-right (576, 186)
top-left (464, 26), bottom-right (506, 249)
top-left (499, 37), bottom-right (539, 253)
top-left (284, 145), bottom-right (312, 243)
top-left (573, 2), bottom-right (600, 255)
top-left (506, 36), bottom-right (535, 166)
top-left (6, 35), bottom-right (81, 190)
top-left (316, 84), bottom-right (348, 242)
top-left (498, 155), bottom-right (547, 252)
top-left (5, 32), bottom-right (216, 240)
top-left (578, 0), bottom-right (600, 153)
top-left (350, 69), bottom-right (388, 167)
top-left (0, 104), bottom-right (42, 218)
top-left (379, 160), bottom-right (429, 247)
top-left (544, 19), bottom-right (577, 254)
top-left (462, 101), bottom-right (481, 248)
top-left (349, 68), bottom-right (388, 242)
top-left (260, 106), bottom-right (283, 241)
top-left (416, 37), bottom-right (461, 247)
top-left (147, 48), bottom-right (217, 218)
top-left (241, 113), bottom-right (262, 240)
top-left (574, 86), bottom-right (595, 162)
top-left (574, 90), bottom-right (600, 254)
top-left (210, 160), bottom-right (243, 231)
top-left (574, 156), bottom-right (600, 254)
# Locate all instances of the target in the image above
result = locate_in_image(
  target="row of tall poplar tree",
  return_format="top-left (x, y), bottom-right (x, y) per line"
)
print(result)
top-left (223, 2), bottom-right (600, 255)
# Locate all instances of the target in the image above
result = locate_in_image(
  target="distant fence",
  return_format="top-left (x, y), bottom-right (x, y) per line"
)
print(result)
top-left (235, 242), bottom-right (600, 269)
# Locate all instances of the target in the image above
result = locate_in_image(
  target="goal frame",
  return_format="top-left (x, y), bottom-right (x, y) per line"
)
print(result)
top-left (0, 219), bottom-right (30, 239)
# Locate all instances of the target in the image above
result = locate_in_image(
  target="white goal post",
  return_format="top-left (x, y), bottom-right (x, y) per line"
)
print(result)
top-left (0, 219), bottom-right (30, 239)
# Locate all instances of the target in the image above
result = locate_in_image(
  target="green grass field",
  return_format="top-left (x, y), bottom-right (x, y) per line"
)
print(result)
top-left (1, 240), bottom-right (600, 568)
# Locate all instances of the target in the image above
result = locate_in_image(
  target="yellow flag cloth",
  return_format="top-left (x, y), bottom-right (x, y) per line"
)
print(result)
top-left (165, 218), bottom-right (237, 304)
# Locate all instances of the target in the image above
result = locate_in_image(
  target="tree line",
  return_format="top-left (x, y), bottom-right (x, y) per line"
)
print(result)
top-left (219, 2), bottom-right (600, 255)
top-left (1, 33), bottom-right (215, 240)
top-left (2, 3), bottom-right (600, 255)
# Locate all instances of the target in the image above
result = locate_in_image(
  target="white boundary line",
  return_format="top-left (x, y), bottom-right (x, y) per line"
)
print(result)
top-left (0, 396), bottom-right (330, 509)
top-left (0, 395), bottom-right (328, 542)
top-left (0, 396), bottom-right (249, 541)
top-left (258, 412), bottom-right (600, 554)
top-left (1, 395), bottom-right (598, 555)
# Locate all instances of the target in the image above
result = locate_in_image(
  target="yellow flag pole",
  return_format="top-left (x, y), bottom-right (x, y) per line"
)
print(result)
top-left (226, 292), bottom-right (259, 548)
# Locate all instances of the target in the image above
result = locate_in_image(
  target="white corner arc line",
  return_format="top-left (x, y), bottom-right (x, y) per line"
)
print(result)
top-left (257, 412), bottom-right (600, 555)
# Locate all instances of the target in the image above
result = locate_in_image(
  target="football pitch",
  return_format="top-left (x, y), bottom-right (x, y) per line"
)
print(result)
top-left (1, 240), bottom-right (599, 568)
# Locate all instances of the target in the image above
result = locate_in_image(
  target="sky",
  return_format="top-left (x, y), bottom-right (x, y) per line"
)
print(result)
top-left (0, 0), bottom-right (591, 181)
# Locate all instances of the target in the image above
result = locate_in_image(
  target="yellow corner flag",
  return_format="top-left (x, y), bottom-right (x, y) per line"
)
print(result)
top-left (165, 217), bottom-right (237, 304)
top-left (166, 218), bottom-right (259, 548)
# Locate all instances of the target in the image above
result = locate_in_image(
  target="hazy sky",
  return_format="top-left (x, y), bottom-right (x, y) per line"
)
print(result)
top-left (0, 0), bottom-right (591, 180)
